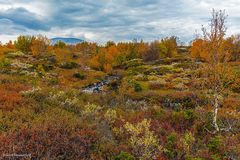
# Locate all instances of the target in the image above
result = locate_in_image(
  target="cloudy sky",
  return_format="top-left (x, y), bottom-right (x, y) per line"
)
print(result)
top-left (0, 0), bottom-right (240, 44)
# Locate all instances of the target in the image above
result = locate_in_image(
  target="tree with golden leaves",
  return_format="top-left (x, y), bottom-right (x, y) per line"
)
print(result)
top-left (190, 38), bottom-right (208, 61)
top-left (201, 9), bottom-right (236, 132)
top-left (31, 35), bottom-right (50, 57)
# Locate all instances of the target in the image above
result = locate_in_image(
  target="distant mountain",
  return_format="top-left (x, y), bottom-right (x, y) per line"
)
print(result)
top-left (51, 37), bottom-right (84, 45)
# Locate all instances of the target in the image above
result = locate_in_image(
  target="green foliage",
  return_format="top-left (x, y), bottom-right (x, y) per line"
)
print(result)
top-left (60, 62), bottom-right (79, 69)
top-left (159, 36), bottom-right (178, 58)
top-left (184, 109), bottom-right (196, 120)
top-left (207, 136), bottom-right (221, 153)
top-left (73, 72), bottom-right (85, 80)
top-left (134, 82), bottom-right (142, 92)
top-left (0, 58), bottom-right (11, 68)
top-left (211, 154), bottom-right (221, 160)
top-left (124, 59), bottom-right (144, 68)
top-left (164, 132), bottom-right (177, 159)
top-left (124, 119), bottom-right (161, 160)
top-left (36, 64), bottom-right (46, 76)
top-left (54, 41), bottom-right (66, 48)
top-left (115, 152), bottom-right (135, 160)
top-left (14, 35), bottom-right (34, 54)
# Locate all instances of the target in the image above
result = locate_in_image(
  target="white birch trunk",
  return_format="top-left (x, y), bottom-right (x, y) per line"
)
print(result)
top-left (213, 93), bottom-right (220, 132)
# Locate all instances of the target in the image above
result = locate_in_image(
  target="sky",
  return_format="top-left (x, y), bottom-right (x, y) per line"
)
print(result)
top-left (0, 0), bottom-right (240, 44)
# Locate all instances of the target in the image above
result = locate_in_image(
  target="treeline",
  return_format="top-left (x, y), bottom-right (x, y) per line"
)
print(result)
top-left (1, 34), bottom-right (240, 73)
top-left (0, 35), bottom-right (179, 72)
top-left (191, 35), bottom-right (240, 62)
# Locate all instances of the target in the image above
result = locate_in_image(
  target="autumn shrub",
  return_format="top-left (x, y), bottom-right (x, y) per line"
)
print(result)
top-left (152, 65), bottom-right (174, 75)
top-left (124, 59), bottom-right (144, 69)
top-left (0, 126), bottom-right (98, 160)
top-left (171, 111), bottom-right (195, 132)
top-left (123, 119), bottom-right (161, 159)
top-left (82, 103), bottom-right (102, 118)
top-left (47, 90), bottom-right (82, 114)
top-left (124, 99), bottom-right (148, 110)
top-left (48, 77), bottom-right (59, 85)
top-left (0, 83), bottom-right (29, 110)
top-left (173, 61), bottom-right (195, 69)
top-left (134, 74), bottom-right (148, 81)
top-left (0, 107), bottom-right (35, 133)
top-left (179, 131), bottom-right (195, 156)
top-left (231, 78), bottom-right (240, 93)
top-left (172, 82), bottom-right (188, 91)
top-left (21, 87), bottom-right (47, 104)
top-left (161, 92), bottom-right (201, 110)
top-left (149, 79), bottom-right (167, 90)
top-left (104, 109), bottom-right (117, 125)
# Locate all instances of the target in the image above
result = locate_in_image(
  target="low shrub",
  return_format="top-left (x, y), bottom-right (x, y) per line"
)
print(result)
top-left (161, 92), bottom-right (202, 110)
top-left (0, 58), bottom-right (11, 68)
top-left (115, 152), bottom-right (135, 160)
top-left (134, 83), bottom-right (142, 92)
top-left (73, 72), bottom-right (85, 80)
top-left (207, 136), bottom-right (221, 153)
top-left (149, 79), bottom-right (167, 90)
top-left (0, 126), bottom-right (98, 160)
top-left (60, 62), bottom-right (79, 69)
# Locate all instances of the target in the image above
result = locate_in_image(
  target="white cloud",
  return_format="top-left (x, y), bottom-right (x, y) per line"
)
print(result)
top-left (0, 0), bottom-right (240, 44)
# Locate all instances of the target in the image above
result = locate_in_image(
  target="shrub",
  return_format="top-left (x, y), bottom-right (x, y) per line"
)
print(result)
top-left (123, 119), bottom-right (161, 159)
top-left (60, 62), bottom-right (79, 69)
top-left (115, 152), bottom-right (135, 160)
top-left (151, 65), bottom-right (174, 75)
top-left (149, 79), bottom-right (167, 90)
top-left (180, 131), bottom-right (195, 155)
top-left (73, 72), bottom-right (85, 80)
top-left (0, 126), bottom-right (98, 159)
top-left (124, 59), bottom-right (144, 68)
top-left (207, 136), bottom-right (221, 153)
top-left (0, 58), bottom-right (11, 68)
top-left (161, 92), bottom-right (200, 110)
top-left (47, 90), bottom-right (82, 114)
top-left (104, 109), bottom-right (117, 124)
top-left (184, 109), bottom-right (196, 120)
top-left (82, 103), bottom-right (102, 117)
top-left (0, 83), bottom-right (29, 110)
top-left (164, 133), bottom-right (177, 159)
top-left (134, 83), bottom-right (142, 92)
top-left (172, 82), bottom-right (188, 91)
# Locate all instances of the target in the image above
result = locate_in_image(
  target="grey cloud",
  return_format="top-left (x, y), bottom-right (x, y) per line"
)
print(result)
top-left (0, 7), bottom-right (50, 30)
top-left (0, 0), bottom-right (240, 44)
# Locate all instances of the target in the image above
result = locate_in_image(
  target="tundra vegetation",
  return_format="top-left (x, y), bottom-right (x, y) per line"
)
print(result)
top-left (0, 10), bottom-right (239, 160)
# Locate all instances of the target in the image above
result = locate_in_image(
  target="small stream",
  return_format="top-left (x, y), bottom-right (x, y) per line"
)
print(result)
top-left (82, 76), bottom-right (119, 93)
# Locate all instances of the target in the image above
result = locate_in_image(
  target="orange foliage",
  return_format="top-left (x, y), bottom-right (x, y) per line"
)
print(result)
top-left (31, 35), bottom-right (50, 57)
top-left (190, 38), bottom-right (208, 60)
top-left (0, 83), bottom-right (29, 110)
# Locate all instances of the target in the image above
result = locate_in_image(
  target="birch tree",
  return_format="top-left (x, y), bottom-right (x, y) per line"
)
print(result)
top-left (201, 9), bottom-right (235, 132)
